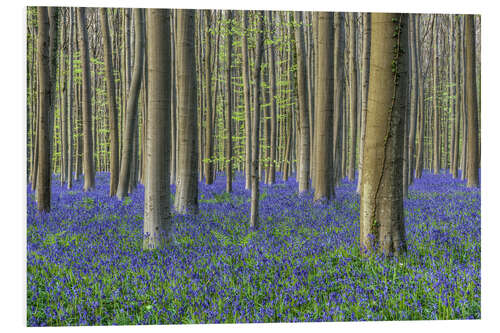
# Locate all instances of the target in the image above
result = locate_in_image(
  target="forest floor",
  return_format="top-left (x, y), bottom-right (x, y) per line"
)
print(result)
top-left (27, 171), bottom-right (480, 326)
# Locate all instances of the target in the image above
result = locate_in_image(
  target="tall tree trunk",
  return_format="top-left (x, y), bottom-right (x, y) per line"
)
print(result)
top-left (241, 11), bottom-right (252, 189)
top-left (36, 6), bottom-right (52, 212)
top-left (250, 11), bottom-right (264, 230)
top-left (267, 11), bottom-right (277, 185)
top-left (348, 12), bottom-right (358, 182)
top-left (313, 11), bottom-right (334, 202)
top-left (333, 13), bottom-right (345, 187)
top-left (174, 9), bottom-right (199, 214)
top-left (407, 14), bottom-right (418, 187)
top-left (100, 8), bottom-right (120, 196)
top-left (414, 15), bottom-right (425, 179)
top-left (66, 7), bottom-right (74, 189)
top-left (77, 7), bottom-right (95, 191)
top-left (225, 10), bottom-right (233, 193)
top-left (170, 13), bottom-right (177, 185)
top-left (294, 11), bottom-right (310, 194)
top-left (144, 9), bottom-right (172, 249)
top-left (360, 13), bottom-right (408, 256)
top-left (116, 8), bottom-right (144, 199)
top-left (465, 15), bottom-right (479, 187)
top-left (432, 16), bottom-right (440, 175)
top-left (357, 13), bottom-right (370, 193)
top-left (204, 10), bottom-right (215, 185)
top-left (452, 15), bottom-right (461, 179)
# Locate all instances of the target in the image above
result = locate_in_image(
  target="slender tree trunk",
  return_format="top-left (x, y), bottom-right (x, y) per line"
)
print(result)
top-left (357, 13), bottom-right (370, 193)
top-left (465, 15), bottom-right (479, 187)
top-left (100, 8), bottom-right (120, 196)
top-left (407, 14), bottom-right (418, 187)
top-left (313, 11), bottom-right (334, 202)
top-left (250, 11), bottom-right (264, 230)
top-left (174, 9), bottom-right (199, 214)
top-left (77, 7), bottom-right (95, 191)
top-left (348, 12), bottom-right (358, 182)
top-left (333, 13), bottom-right (345, 187)
top-left (241, 11), bottom-right (252, 189)
top-left (452, 15), bottom-right (461, 179)
top-left (267, 11), bottom-right (277, 185)
top-left (225, 10), bottom-right (233, 193)
top-left (294, 11), bottom-right (310, 194)
top-left (116, 8), bottom-right (144, 199)
top-left (36, 6), bottom-right (51, 212)
top-left (66, 8), bottom-right (74, 188)
top-left (432, 16), bottom-right (440, 175)
top-left (204, 10), bottom-right (215, 185)
top-left (170, 13), bottom-right (177, 185)
top-left (360, 13), bottom-right (408, 256)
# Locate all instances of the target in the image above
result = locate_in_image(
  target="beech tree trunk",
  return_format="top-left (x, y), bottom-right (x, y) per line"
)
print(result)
top-left (357, 13), bottom-right (370, 193)
top-left (313, 11), bottom-right (334, 202)
top-left (250, 11), bottom-right (264, 230)
top-left (225, 10), bottom-right (233, 193)
top-left (116, 8), bottom-right (144, 199)
top-left (348, 12), bottom-right (358, 182)
top-left (143, 8), bottom-right (172, 249)
top-left (204, 10), bottom-right (215, 185)
top-left (465, 15), bottom-right (479, 187)
top-left (174, 9), bottom-right (199, 214)
top-left (294, 11), bottom-right (310, 194)
top-left (36, 6), bottom-right (51, 212)
top-left (77, 7), bottom-right (95, 191)
top-left (100, 8), bottom-right (120, 196)
top-left (360, 13), bottom-right (408, 257)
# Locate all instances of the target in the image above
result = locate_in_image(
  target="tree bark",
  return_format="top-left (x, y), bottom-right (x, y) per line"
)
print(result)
top-left (357, 13), bottom-right (370, 193)
top-left (294, 11), bottom-right (310, 194)
top-left (174, 9), bottom-right (199, 214)
top-left (348, 12), bottom-right (358, 182)
top-left (144, 9), bottom-right (172, 249)
top-left (360, 13), bottom-right (408, 256)
top-left (116, 8), bottom-right (144, 199)
top-left (465, 15), bottom-right (479, 187)
top-left (250, 11), bottom-right (264, 230)
top-left (313, 11), bottom-right (334, 202)
top-left (36, 6), bottom-right (51, 212)
top-left (225, 10), bottom-right (233, 193)
top-left (99, 8), bottom-right (120, 196)
top-left (77, 7), bottom-right (95, 191)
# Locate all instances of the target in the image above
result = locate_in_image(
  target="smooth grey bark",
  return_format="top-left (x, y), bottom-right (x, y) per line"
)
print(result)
top-left (294, 10), bottom-right (310, 194)
top-left (36, 6), bottom-right (51, 212)
top-left (100, 8), bottom-right (120, 196)
top-left (116, 8), bottom-right (144, 199)
top-left (452, 15), bottom-right (461, 179)
top-left (174, 9), bottom-right (199, 214)
top-left (356, 13), bottom-right (370, 193)
top-left (267, 11), bottom-right (277, 185)
top-left (225, 10), bottom-right (233, 193)
top-left (432, 16), bottom-right (440, 174)
top-left (360, 13), bottom-right (408, 256)
top-left (313, 11), bottom-right (334, 202)
top-left (144, 9), bottom-right (172, 249)
top-left (241, 11), bottom-right (252, 190)
top-left (347, 12), bottom-right (358, 182)
top-left (66, 7), bottom-right (74, 189)
top-left (77, 7), bottom-right (95, 191)
top-left (333, 13), bottom-right (345, 187)
top-left (465, 15), bottom-right (479, 187)
top-left (250, 11), bottom-right (264, 230)
top-left (204, 10), bottom-right (215, 185)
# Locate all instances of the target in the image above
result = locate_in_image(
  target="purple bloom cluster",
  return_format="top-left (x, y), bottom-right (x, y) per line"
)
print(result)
top-left (27, 171), bottom-right (480, 326)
